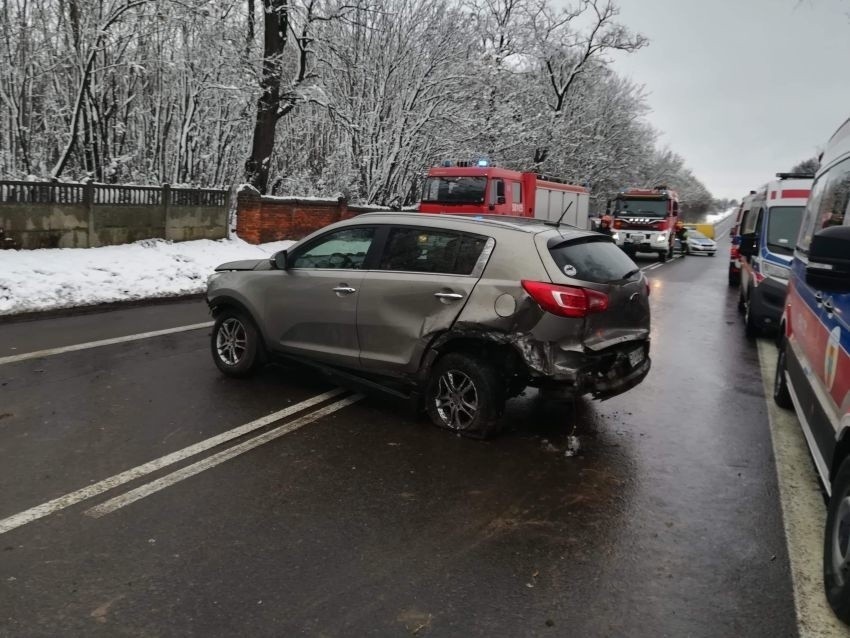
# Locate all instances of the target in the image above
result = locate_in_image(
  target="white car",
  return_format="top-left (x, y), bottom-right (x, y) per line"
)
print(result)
top-left (681, 229), bottom-right (716, 256)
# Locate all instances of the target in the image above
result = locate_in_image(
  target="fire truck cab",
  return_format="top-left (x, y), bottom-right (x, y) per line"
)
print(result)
top-left (608, 186), bottom-right (680, 262)
top-left (418, 162), bottom-right (589, 228)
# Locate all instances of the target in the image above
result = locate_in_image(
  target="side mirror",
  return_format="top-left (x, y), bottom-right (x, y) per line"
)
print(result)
top-left (738, 233), bottom-right (757, 258)
top-left (806, 226), bottom-right (850, 292)
top-left (272, 250), bottom-right (288, 270)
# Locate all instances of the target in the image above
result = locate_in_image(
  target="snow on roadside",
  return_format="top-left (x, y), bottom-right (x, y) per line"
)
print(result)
top-left (0, 237), bottom-right (293, 316)
top-left (703, 206), bottom-right (737, 224)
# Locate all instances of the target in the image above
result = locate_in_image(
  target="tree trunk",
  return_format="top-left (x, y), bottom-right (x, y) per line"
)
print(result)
top-left (244, 0), bottom-right (288, 193)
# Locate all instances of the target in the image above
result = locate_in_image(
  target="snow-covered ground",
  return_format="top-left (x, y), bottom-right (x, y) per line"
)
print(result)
top-left (702, 206), bottom-right (737, 224)
top-left (0, 238), bottom-right (293, 316)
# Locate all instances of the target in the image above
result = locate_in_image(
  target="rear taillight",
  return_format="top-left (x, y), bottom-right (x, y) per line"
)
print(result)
top-left (521, 280), bottom-right (609, 318)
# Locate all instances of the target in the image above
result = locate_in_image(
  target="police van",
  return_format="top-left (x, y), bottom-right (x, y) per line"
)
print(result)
top-left (737, 173), bottom-right (813, 337)
top-left (773, 118), bottom-right (850, 622)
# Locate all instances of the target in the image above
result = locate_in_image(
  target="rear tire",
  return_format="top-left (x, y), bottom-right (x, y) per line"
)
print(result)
top-left (773, 337), bottom-right (793, 410)
top-left (211, 309), bottom-right (264, 377)
top-left (824, 458), bottom-right (850, 623)
top-left (425, 353), bottom-right (505, 439)
top-left (729, 267), bottom-right (740, 287)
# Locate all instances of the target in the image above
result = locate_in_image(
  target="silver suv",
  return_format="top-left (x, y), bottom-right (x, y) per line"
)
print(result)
top-left (206, 213), bottom-right (651, 437)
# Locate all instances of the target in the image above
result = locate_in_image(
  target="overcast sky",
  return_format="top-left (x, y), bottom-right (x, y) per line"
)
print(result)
top-left (605, 0), bottom-right (850, 199)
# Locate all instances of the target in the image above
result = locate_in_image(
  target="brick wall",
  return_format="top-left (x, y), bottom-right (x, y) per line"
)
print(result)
top-left (236, 187), bottom-right (383, 244)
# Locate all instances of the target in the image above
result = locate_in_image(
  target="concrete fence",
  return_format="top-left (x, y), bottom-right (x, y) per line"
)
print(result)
top-left (0, 180), bottom-right (229, 249)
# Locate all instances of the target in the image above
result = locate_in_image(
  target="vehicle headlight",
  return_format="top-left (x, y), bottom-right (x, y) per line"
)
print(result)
top-left (761, 261), bottom-right (790, 281)
top-left (655, 233), bottom-right (667, 243)
top-left (612, 232), bottom-right (620, 241)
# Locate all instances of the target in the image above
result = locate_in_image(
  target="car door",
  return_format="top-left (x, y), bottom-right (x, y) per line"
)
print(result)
top-left (356, 225), bottom-right (492, 375)
top-left (742, 208), bottom-right (763, 300)
top-left (265, 226), bottom-right (376, 368)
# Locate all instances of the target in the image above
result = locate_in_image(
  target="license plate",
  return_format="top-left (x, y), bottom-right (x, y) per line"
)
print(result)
top-left (628, 348), bottom-right (644, 367)
top-left (628, 234), bottom-right (645, 243)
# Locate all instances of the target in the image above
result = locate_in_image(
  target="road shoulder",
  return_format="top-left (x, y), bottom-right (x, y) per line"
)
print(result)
top-left (758, 338), bottom-right (850, 637)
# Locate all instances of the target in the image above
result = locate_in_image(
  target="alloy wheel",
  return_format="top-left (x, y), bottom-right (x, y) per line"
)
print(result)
top-left (434, 370), bottom-right (479, 430)
top-left (216, 317), bottom-right (247, 366)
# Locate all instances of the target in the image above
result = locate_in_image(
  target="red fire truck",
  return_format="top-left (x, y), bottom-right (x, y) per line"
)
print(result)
top-left (418, 161), bottom-right (590, 228)
top-left (608, 186), bottom-right (681, 261)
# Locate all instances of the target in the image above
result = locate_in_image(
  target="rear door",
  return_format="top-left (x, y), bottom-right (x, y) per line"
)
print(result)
top-left (538, 235), bottom-right (650, 353)
top-left (357, 225), bottom-right (492, 375)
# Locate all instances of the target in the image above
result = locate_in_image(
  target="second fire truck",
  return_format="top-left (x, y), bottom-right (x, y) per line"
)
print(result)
top-left (608, 186), bottom-right (681, 261)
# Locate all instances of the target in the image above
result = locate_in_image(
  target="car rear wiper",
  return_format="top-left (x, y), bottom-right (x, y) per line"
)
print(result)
top-left (616, 268), bottom-right (640, 281)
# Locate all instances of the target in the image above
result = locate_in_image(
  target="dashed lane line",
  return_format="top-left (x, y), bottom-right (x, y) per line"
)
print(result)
top-left (0, 389), bottom-right (345, 535)
top-left (0, 321), bottom-right (215, 366)
top-left (757, 339), bottom-right (850, 637)
top-left (86, 394), bottom-right (363, 518)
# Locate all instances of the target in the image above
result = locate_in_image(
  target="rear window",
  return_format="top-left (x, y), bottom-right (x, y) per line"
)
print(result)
top-left (548, 238), bottom-right (638, 283)
top-left (379, 227), bottom-right (488, 275)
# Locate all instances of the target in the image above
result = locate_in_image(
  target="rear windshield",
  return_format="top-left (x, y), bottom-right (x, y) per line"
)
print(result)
top-left (548, 238), bottom-right (638, 283)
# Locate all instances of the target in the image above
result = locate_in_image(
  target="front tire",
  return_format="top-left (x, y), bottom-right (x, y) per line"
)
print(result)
top-left (824, 458), bottom-right (850, 623)
top-left (425, 353), bottom-right (505, 439)
top-left (211, 309), bottom-right (264, 377)
top-left (744, 294), bottom-right (760, 339)
top-left (773, 336), bottom-right (793, 409)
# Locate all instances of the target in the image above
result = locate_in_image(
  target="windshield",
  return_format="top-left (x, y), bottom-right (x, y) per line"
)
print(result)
top-left (766, 206), bottom-right (804, 255)
top-left (422, 177), bottom-right (487, 205)
top-left (688, 230), bottom-right (707, 240)
top-left (613, 198), bottom-right (668, 218)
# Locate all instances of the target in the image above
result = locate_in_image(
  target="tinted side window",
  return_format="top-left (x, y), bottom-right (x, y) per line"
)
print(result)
top-left (379, 228), bottom-right (487, 275)
top-left (549, 238), bottom-right (638, 283)
top-left (291, 227), bottom-right (374, 269)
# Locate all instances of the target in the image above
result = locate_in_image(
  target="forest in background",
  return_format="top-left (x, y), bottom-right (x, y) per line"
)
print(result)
top-left (0, 0), bottom-right (723, 214)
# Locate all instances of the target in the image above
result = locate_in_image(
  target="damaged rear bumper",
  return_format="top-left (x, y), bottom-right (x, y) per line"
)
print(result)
top-left (530, 340), bottom-right (651, 400)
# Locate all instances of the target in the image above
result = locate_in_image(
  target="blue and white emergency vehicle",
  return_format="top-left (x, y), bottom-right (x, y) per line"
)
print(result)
top-left (737, 173), bottom-right (813, 337)
top-left (773, 117), bottom-right (850, 623)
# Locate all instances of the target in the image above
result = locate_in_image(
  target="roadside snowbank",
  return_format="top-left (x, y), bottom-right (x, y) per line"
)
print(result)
top-left (0, 237), bottom-right (293, 316)
top-left (703, 207), bottom-right (737, 224)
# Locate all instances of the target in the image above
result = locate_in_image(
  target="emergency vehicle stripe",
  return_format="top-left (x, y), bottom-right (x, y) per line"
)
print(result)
top-left (781, 189), bottom-right (811, 199)
top-left (787, 284), bottom-right (850, 415)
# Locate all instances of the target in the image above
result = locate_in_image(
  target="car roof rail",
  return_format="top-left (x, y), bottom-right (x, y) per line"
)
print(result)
top-left (776, 172), bottom-right (815, 180)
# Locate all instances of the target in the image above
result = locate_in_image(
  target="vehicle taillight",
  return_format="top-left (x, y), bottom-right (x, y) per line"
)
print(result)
top-left (613, 219), bottom-right (623, 229)
top-left (521, 280), bottom-right (609, 318)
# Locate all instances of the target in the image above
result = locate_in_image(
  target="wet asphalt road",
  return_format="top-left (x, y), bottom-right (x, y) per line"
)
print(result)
top-left (0, 229), bottom-right (798, 637)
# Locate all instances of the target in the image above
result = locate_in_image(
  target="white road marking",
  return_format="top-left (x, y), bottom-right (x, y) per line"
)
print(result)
top-left (0, 389), bottom-right (345, 535)
top-left (86, 394), bottom-right (362, 518)
top-left (0, 322), bottom-right (215, 366)
top-left (757, 340), bottom-right (850, 637)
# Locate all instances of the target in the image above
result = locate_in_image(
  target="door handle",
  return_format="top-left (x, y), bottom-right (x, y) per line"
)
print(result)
top-left (824, 297), bottom-right (834, 313)
top-left (815, 291), bottom-right (823, 304)
top-left (333, 286), bottom-right (357, 295)
top-left (434, 292), bottom-right (464, 301)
